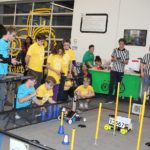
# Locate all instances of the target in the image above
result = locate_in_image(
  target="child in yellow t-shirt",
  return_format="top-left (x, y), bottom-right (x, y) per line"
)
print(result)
top-left (57, 39), bottom-right (76, 101)
top-left (63, 74), bottom-right (74, 101)
top-left (36, 76), bottom-right (56, 105)
top-left (26, 33), bottom-right (46, 88)
top-left (75, 78), bottom-right (95, 109)
top-left (46, 43), bottom-right (64, 101)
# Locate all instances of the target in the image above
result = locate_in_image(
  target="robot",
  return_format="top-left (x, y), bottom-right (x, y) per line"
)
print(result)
top-left (104, 115), bottom-right (133, 135)
top-left (65, 110), bottom-right (80, 124)
top-left (58, 95), bottom-right (81, 125)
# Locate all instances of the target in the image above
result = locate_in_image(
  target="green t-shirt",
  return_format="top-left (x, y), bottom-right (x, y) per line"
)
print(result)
top-left (82, 50), bottom-right (94, 68)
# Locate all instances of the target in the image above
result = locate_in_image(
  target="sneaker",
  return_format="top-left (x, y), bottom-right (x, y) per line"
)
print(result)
top-left (84, 102), bottom-right (89, 109)
top-left (79, 102), bottom-right (84, 109)
top-left (49, 99), bottom-right (56, 104)
top-left (104, 100), bottom-right (114, 104)
top-left (15, 113), bottom-right (21, 120)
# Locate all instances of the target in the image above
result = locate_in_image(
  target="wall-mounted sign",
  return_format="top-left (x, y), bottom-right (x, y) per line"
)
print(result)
top-left (124, 29), bottom-right (147, 46)
top-left (80, 13), bottom-right (108, 33)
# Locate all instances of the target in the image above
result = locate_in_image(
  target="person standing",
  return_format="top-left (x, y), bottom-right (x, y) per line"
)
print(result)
top-left (17, 36), bottom-right (33, 75)
top-left (82, 44), bottom-right (95, 68)
top-left (105, 38), bottom-right (129, 103)
top-left (141, 47), bottom-right (150, 103)
top-left (57, 39), bottom-right (75, 101)
top-left (25, 33), bottom-right (46, 88)
top-left (46, 43), bottom-right (64, 101)
top-left (62, 39), bottom-right (75, 77)
top-left (82, 45), bottom-right (95, 78)
top-left (0, 25), bottom-right (17, 112)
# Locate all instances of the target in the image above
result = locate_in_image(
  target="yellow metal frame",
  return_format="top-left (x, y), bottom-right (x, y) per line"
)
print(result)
top-left (10, 8), bottom-right (57, 57)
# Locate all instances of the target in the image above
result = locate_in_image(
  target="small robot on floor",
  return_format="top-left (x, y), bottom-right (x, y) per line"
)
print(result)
top-left (104, 115), bottom-right (133, 135)
top-left (58, 94), bottom-right (84, 125)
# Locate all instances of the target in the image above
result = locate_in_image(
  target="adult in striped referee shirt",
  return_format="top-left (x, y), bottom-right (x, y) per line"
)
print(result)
top-left (105, 38), bottom-right (129, 103)
top-left (141, 47), bottom-right (150, 103)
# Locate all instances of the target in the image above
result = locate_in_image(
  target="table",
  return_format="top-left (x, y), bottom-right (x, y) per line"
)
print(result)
top-left (89, 69), bottom-right (141, 100)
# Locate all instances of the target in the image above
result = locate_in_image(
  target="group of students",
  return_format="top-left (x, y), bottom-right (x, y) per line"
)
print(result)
top-left (16, 35), bottom-right (95, 110)
top-left (22, 34), bottom-right (95, 110)
top-left (15, 75), bottom-right (95, 110)
top-left (0, 25), bottom-right (95, 113)
top-left (1, 24), bottom-right (149, 114)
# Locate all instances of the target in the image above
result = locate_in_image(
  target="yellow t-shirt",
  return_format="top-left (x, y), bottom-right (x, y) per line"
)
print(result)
top-left (61, 49), bottom-right (75, 76)
top-left (66, 48), bottom-right (75, 61)
top-left (36, 84), bottom-right (53, 100)
top-left (62, 51), bottom-right (71, 76)
top-left (75, 85), bottom-right (94, 97)
top-left (47, 54), bottom-right (63, 84)
top-left (64, 80), bottom-right (73, 91)
top-left (27, 42), bottom-right (44, 72)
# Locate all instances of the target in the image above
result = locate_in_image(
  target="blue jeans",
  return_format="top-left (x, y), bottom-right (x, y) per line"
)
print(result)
top-left (0, 75), bottom-right (7, 112)
top-left (141, 75), bottom-right (150, 102)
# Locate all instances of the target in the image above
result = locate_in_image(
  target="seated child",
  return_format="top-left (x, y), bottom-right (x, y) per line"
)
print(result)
top-left (15, 76), bottom-right (56, 120)
top-left (74, 77), bottom-right (95, 109)
top-left (36, 76), bottom-right (56, 105)
top-left (15, 76), bottom-right (44, 120)
top-left (94, 56), bottom-right (103, 70)
top-left (63, 74), bottom-right (74, 101)
top-left (16, 76), bottom-right (43, 109)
